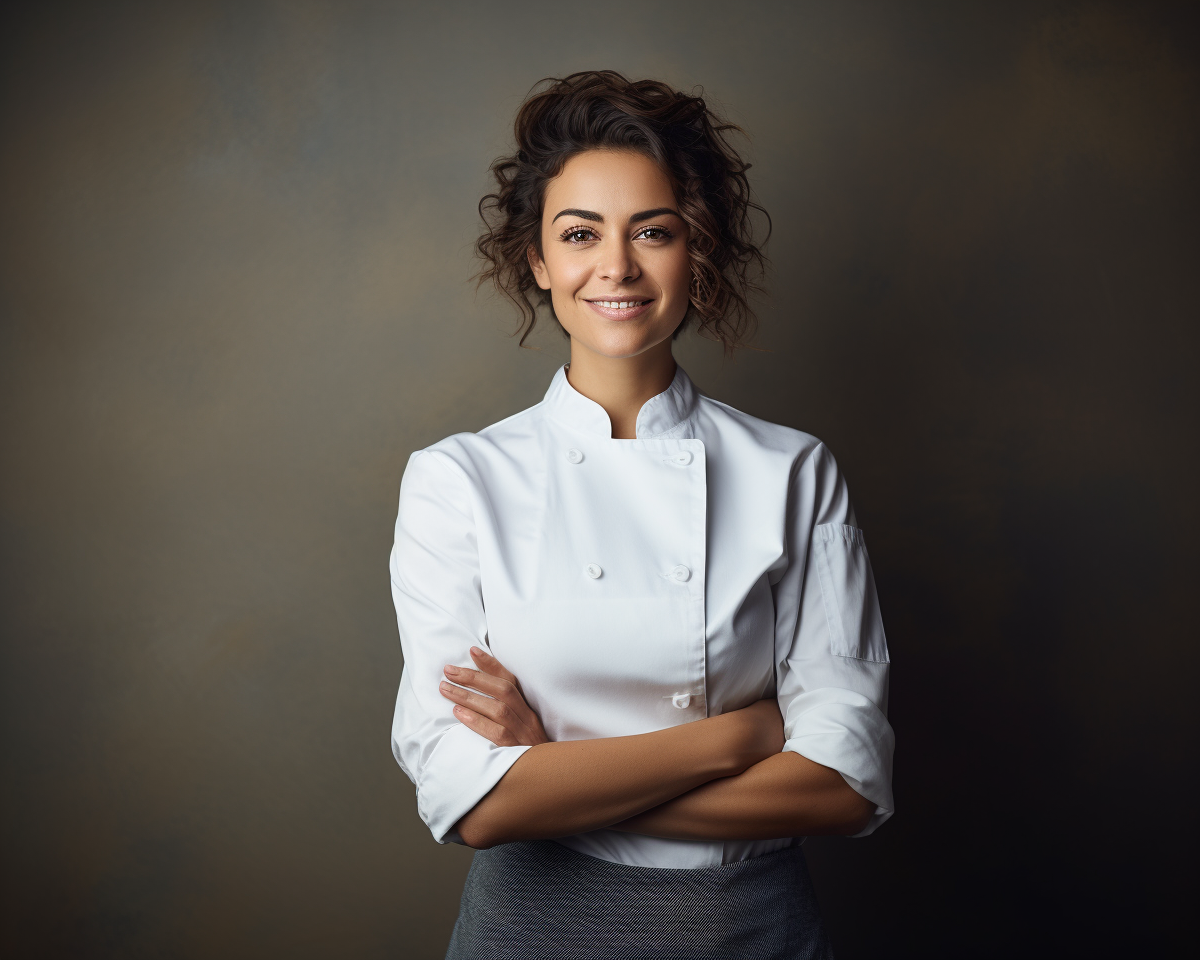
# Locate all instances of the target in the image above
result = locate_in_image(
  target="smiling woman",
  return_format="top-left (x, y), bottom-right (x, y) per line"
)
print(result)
top-left (388, 71), bottom-right (893, 959)
top-left (476, 70), bottom-right (767, 353)
top-left (538, 156), bottom-right (690, 332)
top-left (527, 149), bottom-right (695, 437)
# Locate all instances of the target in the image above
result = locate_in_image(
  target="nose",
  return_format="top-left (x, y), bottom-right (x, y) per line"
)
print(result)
top-left (596, 240), bottom-right (640, 283)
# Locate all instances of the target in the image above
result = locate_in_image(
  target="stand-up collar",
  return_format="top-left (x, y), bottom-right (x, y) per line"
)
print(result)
top-left (542, 363), bottom-right (701, 440)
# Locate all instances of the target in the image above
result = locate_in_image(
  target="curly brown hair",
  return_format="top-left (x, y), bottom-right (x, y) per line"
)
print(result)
top-left (475, 70), bottom-right (769, 352)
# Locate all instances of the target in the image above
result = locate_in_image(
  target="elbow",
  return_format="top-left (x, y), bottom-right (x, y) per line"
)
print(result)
top-left (836, 793), bottom-right (876, 836)
top-left (454, 811), bottom-right (503, 850)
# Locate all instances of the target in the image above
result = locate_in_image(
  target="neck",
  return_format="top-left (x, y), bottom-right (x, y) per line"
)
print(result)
top-left (566, 339), bottom-right (677, 440)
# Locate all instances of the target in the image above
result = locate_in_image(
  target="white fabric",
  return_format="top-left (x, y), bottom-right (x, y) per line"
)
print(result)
top-left (389, 364), bottom-right (894, 869)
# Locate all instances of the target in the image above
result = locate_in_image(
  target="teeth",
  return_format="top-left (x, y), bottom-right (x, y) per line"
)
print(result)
top-left (597, 300), bottom-right (641, 308)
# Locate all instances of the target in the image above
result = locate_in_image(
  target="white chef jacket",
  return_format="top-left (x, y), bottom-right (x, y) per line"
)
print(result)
top-left (389, 364), bottom-right (894, 869)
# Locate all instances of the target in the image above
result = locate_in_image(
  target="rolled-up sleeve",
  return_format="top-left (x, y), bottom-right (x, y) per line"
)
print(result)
top-left (773, 443), bottom-right (895, 836)
top-left (389, 449), bottom-right (531, 844)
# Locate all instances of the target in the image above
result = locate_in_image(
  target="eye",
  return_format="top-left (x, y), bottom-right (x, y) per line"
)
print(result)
top-left (559, 225), bottom-right (598, 243)
top-left (634, 225), bottom-right (673, 242)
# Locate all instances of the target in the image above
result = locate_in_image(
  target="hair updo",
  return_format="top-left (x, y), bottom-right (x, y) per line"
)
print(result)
top-left (475, 70), bottom-right (770, 353)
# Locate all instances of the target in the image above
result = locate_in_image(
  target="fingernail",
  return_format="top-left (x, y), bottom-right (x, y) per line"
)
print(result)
top-left (470, 646), bottom-right (485, 657)
top-left (444, 664), bottom-right (461, 675)
top-left (440, 681), bottom-right (453, 691)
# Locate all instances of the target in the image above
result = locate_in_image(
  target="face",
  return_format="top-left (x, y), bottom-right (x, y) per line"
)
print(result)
top-left (528, 149), bottom-right (692, 360)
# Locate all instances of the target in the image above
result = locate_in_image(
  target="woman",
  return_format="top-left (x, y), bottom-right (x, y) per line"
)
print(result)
top-left (389, 71), bottom-right (894, 959)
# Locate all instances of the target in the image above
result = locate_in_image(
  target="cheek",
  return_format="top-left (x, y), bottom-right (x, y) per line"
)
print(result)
top-left (543, 247), bottom-right (590, 296)
top-left (661, 249), bottom-right (692, 299)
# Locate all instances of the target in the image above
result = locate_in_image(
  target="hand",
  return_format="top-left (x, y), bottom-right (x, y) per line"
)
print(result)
top-left (439, 646), bottom-right (550, 748)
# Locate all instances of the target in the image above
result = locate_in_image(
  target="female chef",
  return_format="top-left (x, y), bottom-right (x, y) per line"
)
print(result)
top-left (389, 71), bottom-right (894, 959)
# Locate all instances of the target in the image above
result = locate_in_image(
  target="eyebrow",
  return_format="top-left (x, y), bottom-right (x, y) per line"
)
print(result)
top-left (551, 207), bottom-right (682, 224)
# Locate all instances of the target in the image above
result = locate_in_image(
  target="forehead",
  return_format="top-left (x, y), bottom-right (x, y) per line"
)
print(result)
top-left (543, 149), bottom-right (676, 216)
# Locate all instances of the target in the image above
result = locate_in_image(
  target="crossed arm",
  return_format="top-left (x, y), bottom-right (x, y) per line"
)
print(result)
top-left (441, 647), bottom-right (875, 850)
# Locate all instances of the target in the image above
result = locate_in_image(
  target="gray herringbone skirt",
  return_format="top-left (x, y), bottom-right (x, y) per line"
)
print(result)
top-left (444, 839), bottom-right (834, 959)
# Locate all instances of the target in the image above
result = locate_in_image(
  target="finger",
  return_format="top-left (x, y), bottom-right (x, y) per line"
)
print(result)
top-left (469, 648), bottom-right (537, 712)
top-left (444, 665), bottom-right (520, 702)
top-left (447, 664), bottom-right (531, 723)
top-left (469, 646), bottom-right (519, 685)
top-left (439, 681), bottom-right (520, 731)
top-left (450, 704), bottom-right (517, 747)
top-left (440, 680), bottom-right (544, 746)
top-left (443, 668), bottom-right (542, 745)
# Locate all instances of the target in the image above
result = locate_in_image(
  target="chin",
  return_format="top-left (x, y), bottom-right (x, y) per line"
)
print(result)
top-left (579, 331), bottom-right (665, 359)
top-left (563, 314), bottom-right (681, 360)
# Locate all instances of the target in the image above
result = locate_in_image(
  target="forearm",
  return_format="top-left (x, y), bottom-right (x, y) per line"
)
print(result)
top-left (609, 751), bottom-right (875, 841)
top-left (454, 708), bottom-right (772, 849)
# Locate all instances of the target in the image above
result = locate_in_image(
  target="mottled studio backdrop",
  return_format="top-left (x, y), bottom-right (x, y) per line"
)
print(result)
top-left (1, 1), bottom-right (1196, 957)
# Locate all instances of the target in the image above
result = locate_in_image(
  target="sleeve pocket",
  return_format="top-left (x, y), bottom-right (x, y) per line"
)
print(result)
top-left (813, 523), bottom-right (890, 663)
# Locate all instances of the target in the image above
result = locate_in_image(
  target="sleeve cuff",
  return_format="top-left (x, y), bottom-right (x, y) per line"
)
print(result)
top-left (780, 688), bottom-right (895, 836)
top-left (412, 724), bottom-right (532, 844)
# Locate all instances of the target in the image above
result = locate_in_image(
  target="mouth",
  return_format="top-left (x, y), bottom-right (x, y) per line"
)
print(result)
top-left (583, 298), bottom-right (654, 321)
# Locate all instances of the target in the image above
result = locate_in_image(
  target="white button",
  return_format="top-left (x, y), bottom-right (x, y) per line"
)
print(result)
top-left (671, 451), bottom-right (693, 466)
top-left (585, 563), bottom-right (602, 579)
top-left (566, 449), bottom-right (583, 464)
top-left (671, 565), bottom-right (691, 582)
top-left (672, 693), bottom-right (691, 709)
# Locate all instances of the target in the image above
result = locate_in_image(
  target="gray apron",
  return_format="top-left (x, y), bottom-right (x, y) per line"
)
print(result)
top-left (445, 839), bottom-right (834, 959)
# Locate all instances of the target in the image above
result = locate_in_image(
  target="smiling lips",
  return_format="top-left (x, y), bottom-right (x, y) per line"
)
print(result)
top-left (584, 298), bottom-right (654, 321)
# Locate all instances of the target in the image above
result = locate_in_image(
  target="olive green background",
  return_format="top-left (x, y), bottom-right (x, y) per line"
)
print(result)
top-left (2, 1), bottom-right (1196, 957)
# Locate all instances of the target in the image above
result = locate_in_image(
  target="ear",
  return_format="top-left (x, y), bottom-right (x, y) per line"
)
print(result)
top-left (527, 244), bottom-right (551, 291)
